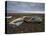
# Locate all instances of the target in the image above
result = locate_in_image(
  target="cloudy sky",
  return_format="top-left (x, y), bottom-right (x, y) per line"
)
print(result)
top-left (7, 1), bottom-right (45, 13)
